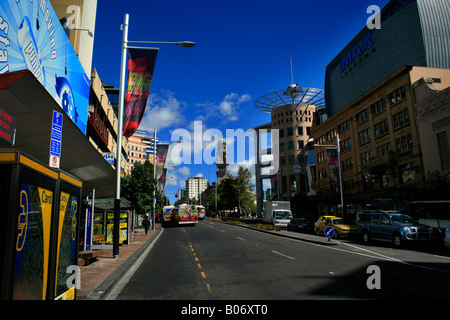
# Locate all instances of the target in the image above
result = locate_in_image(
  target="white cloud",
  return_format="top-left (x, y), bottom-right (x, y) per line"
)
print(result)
top-left (196, 93), bottom-right (251, 123)
top-left (139, 91), bottom-right (186, 132)
top-left (178, 166), bottom-right (191, 177)
top-left (228, 160), bottom-right (256, 186)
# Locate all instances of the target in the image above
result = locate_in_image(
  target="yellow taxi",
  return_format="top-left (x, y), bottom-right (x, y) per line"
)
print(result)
top-left (314, 215), bottom-right (337, 235)
top-left (324, 217), bottom-right (358, 238)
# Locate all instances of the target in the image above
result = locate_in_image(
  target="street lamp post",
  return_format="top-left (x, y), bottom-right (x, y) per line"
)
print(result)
top-left (113, 13), bottom-right (194, 258)
top-left (152, 134), bottom-right (183, 230)
top-left (313, 134), bottom-right (344, 216)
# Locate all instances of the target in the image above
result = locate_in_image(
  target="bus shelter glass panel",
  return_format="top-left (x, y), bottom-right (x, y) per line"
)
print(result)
top-left (54, 191), bottom-right (79, 298)
top-left (13, 182), bottom-right (53, 300)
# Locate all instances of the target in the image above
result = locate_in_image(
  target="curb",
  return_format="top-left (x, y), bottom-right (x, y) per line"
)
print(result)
top-left (83, 227), bottom-right (162, 300)
top-left (208, 219), bottom-right (339, 246)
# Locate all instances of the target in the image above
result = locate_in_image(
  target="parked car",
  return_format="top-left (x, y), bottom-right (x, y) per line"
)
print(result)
top-left (445, 229), bottom-right (450, 249)
top-left (287, 218), bottom-right (313, 233)
top-left (314, 215), bottom-right (337, 235)
top-left (324, 217), bottom-right (359, 238)
top-left (357, 212), bottom-right (437, 248)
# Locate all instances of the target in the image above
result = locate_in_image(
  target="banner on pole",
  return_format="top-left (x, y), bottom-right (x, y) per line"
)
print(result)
top-left (327, 148), bottom-right (339, 183)
top-left (123, 48), bottom-right (158, 137)
top-left (158, 168), bottom-right (167, 195)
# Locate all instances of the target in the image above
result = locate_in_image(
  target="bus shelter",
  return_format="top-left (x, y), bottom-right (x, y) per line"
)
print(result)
top-left (0, 150), bottom-right (82, 300)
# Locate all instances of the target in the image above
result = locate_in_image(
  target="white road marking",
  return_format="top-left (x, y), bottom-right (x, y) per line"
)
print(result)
top-left (272, 250), bottom-right (295, 260)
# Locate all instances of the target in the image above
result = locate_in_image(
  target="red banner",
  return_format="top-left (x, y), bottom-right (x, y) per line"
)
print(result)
top-left (123, 48), bottom-right (158, 137)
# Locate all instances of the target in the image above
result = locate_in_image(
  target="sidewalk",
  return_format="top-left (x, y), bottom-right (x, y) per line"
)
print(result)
top-left (76, 225), bottom-right (161, 300)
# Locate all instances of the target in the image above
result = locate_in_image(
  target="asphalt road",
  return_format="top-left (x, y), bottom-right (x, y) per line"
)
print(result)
top-left (108, 219), bottom-right (450, 300)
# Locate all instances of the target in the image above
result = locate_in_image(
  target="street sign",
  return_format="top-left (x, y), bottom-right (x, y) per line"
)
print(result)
top-left (324, 226), bottom-right (335, 238)
top-left (0, 106), bottom-right (16, 145)
top-left (49, 110), bottom-right (63, 168)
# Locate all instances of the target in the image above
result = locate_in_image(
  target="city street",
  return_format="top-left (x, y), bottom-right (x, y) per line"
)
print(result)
top-left (107, 220), bottom-right (450, 300)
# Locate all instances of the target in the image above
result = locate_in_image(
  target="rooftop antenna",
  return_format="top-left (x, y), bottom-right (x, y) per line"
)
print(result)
top-left (285, 54), bottom-right (301, 103)
top-left (290, 54), bottom-right (294, 84)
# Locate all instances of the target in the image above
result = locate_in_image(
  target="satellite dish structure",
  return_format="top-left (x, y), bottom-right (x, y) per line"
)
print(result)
top-left (285, 83), bottom-right (301, 103)
top-left (255, 55), bottom-right (326, 113)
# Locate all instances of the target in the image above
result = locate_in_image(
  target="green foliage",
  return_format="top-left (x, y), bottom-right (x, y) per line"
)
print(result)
top-left (121, 160), bottom-right (164, 215)
top-left (214, 166), bottom-right (256, 214)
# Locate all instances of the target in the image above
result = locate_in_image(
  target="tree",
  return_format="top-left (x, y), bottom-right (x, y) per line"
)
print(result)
top-left (216, 166), bottom-right (256, 216)
top-left (424, 170), bottom-right (450, 199)
top-left (175, 197), bottom-right (189, 207)
top-left (121, 160), bottom-right (164, 216)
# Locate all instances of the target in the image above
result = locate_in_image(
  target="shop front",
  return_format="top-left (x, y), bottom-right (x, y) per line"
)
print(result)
top-left (0, 1), bottom-right (118, 300)
top-left (0, 150), bottom-right (82, 300)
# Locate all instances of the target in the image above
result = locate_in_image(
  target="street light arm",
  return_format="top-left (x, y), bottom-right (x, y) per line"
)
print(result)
top-left (313, 144), bottom-right (337, 148)
top-left (127, 40), bottom-right (195, 47)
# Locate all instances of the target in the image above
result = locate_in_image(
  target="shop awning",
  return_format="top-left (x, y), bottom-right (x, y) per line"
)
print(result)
top-left (94, 198), bottom-right (132, 210)
top-left (0, 70), bottom-right (116, 198)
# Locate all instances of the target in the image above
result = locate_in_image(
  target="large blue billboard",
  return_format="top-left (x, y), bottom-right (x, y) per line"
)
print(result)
top-left (0, 0), bottom-right (90, 135)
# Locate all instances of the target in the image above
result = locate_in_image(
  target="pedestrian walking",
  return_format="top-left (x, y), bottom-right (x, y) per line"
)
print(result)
top-left (142, 215), bottom-right (151, 235)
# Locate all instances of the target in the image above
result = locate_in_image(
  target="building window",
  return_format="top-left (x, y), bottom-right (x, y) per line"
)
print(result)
top-left (288, 141), bottom-right (294, 151)
top-left (437, 131), bottom-right (450, 171)
top-left (288, 155), bottom-right (295, 165)
top-left (393, 109), bottom-right (410, 129)
top-left (358, 128), bottom-right (371, 145)
top-left (356, 109), bottom-right (369, 124)
top-left (396, 133), bottom-right (413, 153)
top-left (297, 127), bottom-right (303, 135)
top-left (374, 119), bottom-right (389, 138)
top-left (388, 86), bottom-right (406, 105)
top-left (371, 98), bottom-right (386, 115)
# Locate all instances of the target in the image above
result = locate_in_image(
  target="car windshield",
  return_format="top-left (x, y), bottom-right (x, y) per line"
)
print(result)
top-left (333, 219), bottom-right (353, 225)
top-left (389, 214), bottom-right (415, 223)
top-left (275, 211), bottom-right (291, 219)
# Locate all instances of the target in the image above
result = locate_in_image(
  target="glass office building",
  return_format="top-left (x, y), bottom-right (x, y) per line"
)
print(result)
top-left (325, 0), bottom-right (450, 116)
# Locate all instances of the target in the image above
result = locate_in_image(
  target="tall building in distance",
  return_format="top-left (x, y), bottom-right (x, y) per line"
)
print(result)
top-left (186, 177), bottom-right (208, 201)
top-left (216, 139), bottom-right (229, 185)
top-left (254, 84), bottom-right (325, 201)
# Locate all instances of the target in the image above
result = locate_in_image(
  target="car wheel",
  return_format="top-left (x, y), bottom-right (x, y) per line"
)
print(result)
top-left (316, 228), bottom-right (321, 236)
top-left (392, 233), bottom-right (402, 248)
top-left (362, 231), bottom-right (370, 243)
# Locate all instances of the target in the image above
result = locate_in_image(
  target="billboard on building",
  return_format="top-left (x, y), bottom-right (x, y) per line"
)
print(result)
top-left (325, 0), bottom-right (450, 116)
top-left (0, 0), bottom-right (90, 135)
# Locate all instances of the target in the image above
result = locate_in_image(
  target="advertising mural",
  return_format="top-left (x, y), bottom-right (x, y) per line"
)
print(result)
top-left (13, 182), bottom-right (53, 300)
top-left (55, 191), bottom-right (79, 298)
top-left (0, 0), bottom-right (90, 134)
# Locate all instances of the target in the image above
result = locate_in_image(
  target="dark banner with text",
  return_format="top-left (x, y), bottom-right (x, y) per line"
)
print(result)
top-left (123, 48), bottom-right (158, 137)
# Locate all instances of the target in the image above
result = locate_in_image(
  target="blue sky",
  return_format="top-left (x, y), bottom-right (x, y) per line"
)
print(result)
top-left (92, 0), bottom-right (389, 204)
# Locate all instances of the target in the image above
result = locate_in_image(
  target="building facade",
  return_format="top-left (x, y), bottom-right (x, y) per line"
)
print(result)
top-left (125, 130), bottom-right (156, 175)
top-left (186, 176), bottom-right (208, 201)
top-left (325, 0), bottom-right (450, 116)
top-left (414, 74), bottom-right (450, 174)
top-left (88, 69), bottom-right (128, 172)
top-left (311, 66), bottom-right (450, 215)
top-left (271, 102), bottom-right (317, 199)
top-left (216, 139), bottom-right (229, 185)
